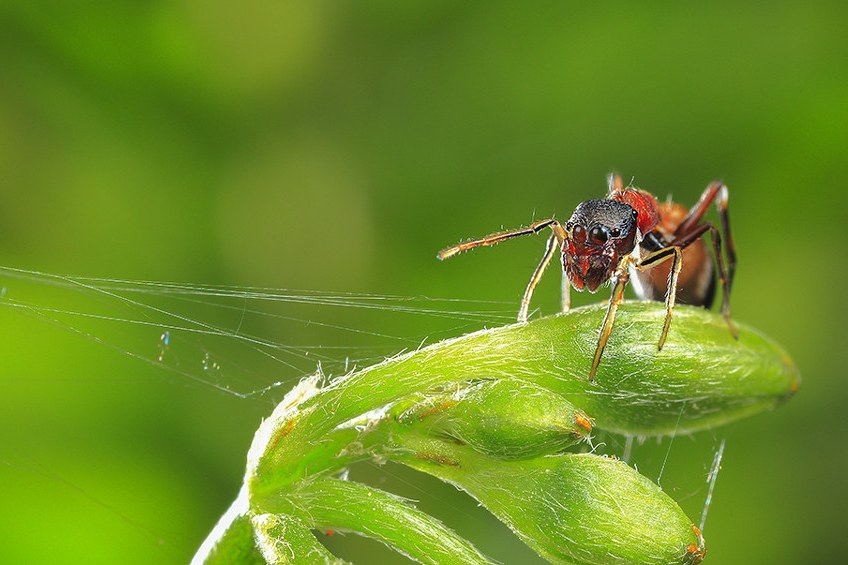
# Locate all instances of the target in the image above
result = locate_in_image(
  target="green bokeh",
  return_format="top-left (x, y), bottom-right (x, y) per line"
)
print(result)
top-left (0, 2), bottom-right (844, 564)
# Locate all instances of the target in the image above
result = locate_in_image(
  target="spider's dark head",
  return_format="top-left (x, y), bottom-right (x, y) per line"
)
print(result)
top-left (563, 199), bottom-right (638, 292)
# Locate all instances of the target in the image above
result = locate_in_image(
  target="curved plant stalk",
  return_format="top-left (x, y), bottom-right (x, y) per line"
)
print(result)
top-left (267, 478), bottom-right (493, 565)
top-left (252, 513), bottom-right (345, 565)
top-left (193, 302), bottom-right (799, 565)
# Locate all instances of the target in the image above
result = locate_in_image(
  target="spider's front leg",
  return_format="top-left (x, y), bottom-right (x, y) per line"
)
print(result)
top-left (437, 218), bottom-right (560, 260)
top-left (518, 233), bottom-right (558, 323)
top-left (588, 265), bottom-right (631, 382)
top-left (514, 221), bottom-right (567, 322)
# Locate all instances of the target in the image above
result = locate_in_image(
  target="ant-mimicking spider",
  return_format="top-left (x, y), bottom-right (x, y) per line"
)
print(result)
top-left (438, 174), bottom-right (737, 381)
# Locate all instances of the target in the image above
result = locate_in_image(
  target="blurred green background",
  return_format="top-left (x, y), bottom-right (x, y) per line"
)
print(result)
top-left (1, 2), bottom-right (845, 564)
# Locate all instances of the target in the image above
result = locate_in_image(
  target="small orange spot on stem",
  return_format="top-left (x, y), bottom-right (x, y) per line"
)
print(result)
top-left (687, 525), bottom-right (707, 564)
top-left (417, 401), bottom-right (458, 419)
top-left (280, 417), bottom-right (297, 436)
top-left (415, 453), bottom-right (460, 467)
top-left (574, 412), bottom-right (593, 433)
top-left (268, 417), bottom-right (298, 450)
top-left (325, 529), bottom-right (335, 536)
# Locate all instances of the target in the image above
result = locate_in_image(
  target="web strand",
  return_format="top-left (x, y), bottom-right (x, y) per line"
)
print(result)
top-left (700, 437), bottom-right (726, 533)
top-left (0, 265), bottom-right (513, 399)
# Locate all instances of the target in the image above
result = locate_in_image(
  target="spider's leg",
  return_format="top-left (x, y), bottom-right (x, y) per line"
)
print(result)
top-left (589, 267), bottom-right (630, 382)
top-left (438, 219), bottom-right (559, 260)
top-left (518, 233), bottom-right (558, 322)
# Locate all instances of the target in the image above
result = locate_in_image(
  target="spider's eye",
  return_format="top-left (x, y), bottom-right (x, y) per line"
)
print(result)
top-left (609, 228), bottom-right (620, 238)
top-left (572, 224), bottom-right (587, 243)
top-left (589, 226), bottom-right (610, 245)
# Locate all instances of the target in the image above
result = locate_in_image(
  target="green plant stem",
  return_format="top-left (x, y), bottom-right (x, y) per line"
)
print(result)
top-left (264, 477), bottom-right (494, 565)
top-left (252, 513), bottom-right (346, 564)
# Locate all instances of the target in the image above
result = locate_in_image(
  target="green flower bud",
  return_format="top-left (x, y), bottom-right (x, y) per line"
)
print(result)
top-left (402, 442), bottom-right (706, 565)
top-left (392, 378), bottom-right (593, 459)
